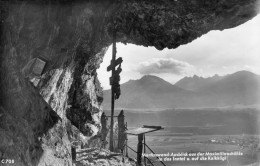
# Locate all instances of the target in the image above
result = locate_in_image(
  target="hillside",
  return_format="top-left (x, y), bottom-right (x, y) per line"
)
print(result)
top-left (103, 75), bottom-right (194, 109)
top-left (102, 71), bottom-right (260, 109)
top-left (175, 74), bottom-right (224, 91)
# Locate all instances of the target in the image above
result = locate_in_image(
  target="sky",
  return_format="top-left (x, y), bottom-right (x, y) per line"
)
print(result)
top-left (97, 14), bottom-right (260, 90)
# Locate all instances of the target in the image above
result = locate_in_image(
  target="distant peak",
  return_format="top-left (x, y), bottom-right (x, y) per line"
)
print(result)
top-left (138, 75), bottom-right (173, 86)
top-left (227, 70), bottom-right (257, 78)
top-left (192, 75), bottom-right (201, 79)
top-left (141, 74), bottom-right (158, 78)
top-left (233, 70), bottom-right (254, 75)
top-left (140, 75), bottom-right (162, 80)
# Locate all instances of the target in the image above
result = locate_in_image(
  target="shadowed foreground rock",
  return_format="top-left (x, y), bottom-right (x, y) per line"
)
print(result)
top-left (74, 148), bottom-right (135, 166)
top-left (0, 0), bottom-right (259, 165)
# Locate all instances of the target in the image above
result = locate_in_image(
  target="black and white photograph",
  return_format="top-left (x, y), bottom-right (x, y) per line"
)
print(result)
top-left (0, 0), bottom-right (260, 166)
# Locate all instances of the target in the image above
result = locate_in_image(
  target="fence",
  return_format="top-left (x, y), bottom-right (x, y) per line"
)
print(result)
top-left (102, 110), bottom-right (167, 166)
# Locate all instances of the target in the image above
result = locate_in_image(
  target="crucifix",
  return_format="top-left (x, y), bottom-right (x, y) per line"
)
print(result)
top-left (107, 31), bottom-right (123, 151)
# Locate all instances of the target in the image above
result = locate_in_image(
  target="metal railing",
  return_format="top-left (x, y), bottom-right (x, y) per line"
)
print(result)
top-left (143, 156), bottom-right (155, 166)
top-left (125, 144), bottom-right (156, 166)
top-left (143, 143), bottom-right (167, 166)
top-left (123, 143), bottom-right (167, 166)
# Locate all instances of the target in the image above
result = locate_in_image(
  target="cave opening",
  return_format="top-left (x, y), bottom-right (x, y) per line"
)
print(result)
top-left (97, 14), bottom-right (260, 110)
top-left (96, 13), bottom-right (260, 163)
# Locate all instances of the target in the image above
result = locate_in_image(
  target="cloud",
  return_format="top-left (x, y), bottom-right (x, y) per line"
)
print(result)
top-left (137, 58), bottom-right (194, 75)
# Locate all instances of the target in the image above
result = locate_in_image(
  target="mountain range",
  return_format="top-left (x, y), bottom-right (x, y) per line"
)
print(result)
top-left (102, 70), bottom-right (260, 109)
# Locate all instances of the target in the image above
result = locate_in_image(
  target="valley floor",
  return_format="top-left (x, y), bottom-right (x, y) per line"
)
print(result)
top-left (127, 132), bottom-right (260, 166)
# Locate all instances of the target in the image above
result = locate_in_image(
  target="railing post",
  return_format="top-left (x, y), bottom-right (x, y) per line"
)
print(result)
top-left (118, 110), bottom-right (126, 152)
top-left (71, 146), bottom-right (76, 161)
top-left (144, 134), bottom-right (146, 166)
top-left (125, 122), bottom-right (128, 157)
top-left (101, 112), bottom-right (108, 148)
top-left (137, 134), bottom-right (144, 166)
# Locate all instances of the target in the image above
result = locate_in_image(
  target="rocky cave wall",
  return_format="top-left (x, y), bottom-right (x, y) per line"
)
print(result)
top-left (0, 0), bottom-right (259, 166)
